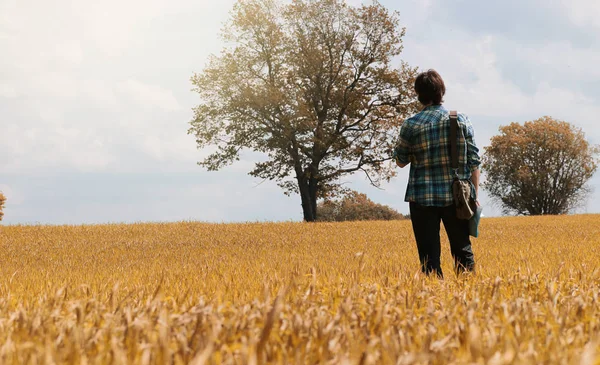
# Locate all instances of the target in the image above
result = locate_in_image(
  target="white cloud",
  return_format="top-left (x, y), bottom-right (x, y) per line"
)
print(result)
top-left (0, 0), bottom-right (237, 174)
top-left (117, 79), bottom-right (182, 112)
top-left (0, 123), bottom-right (116, 173)
top-left (407, 34), bottom-right (526, 117)
top-left (406, 32), bottom-right (600, 142)
top-left (80, 79), bottom-right (119, 108)
top-left (50, 41), bottom-right (84, 68)
top-left (0, 84), bottom-right (17, 98)
top-left (560, 0), bottom-right (600, 28)
top-left (515, 40), bottom-right (600, 80)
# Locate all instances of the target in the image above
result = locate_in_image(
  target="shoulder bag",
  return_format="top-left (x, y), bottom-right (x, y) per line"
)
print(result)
top-left (449, 110), bottom-right (478, 220)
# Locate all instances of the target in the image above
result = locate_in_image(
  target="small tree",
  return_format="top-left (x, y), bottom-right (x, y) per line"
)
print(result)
top-left (0, 192), bottom-right (5, 221)
top-left (188, 0), bottom-right (418, 222)
top-left (483, 116), bottom-right (599, 215)
top-left (317, 190), bottom-right (404, 221)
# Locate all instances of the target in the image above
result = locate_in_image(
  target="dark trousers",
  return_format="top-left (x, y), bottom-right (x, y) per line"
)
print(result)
top-left (409, 202), bottom-right (475, 278)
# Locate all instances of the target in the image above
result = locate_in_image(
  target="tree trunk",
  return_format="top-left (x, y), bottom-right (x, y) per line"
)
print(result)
top-left (309, 176), bottom-right (318, 220)
top-left (298, 177), bottom-right (318, 222)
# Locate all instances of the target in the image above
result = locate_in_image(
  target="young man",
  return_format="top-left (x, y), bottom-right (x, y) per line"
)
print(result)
top-left (393, 69), bottom-right (481, 278)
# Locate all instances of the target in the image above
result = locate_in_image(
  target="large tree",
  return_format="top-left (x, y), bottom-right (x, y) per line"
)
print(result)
top-left (188, 0), bottom-right (418, 221)
top-left (483, 116), bottom-right (599, 215)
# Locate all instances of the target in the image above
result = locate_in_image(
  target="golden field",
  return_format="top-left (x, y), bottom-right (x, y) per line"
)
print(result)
top-left (0, 215), bottom-right (599, 364)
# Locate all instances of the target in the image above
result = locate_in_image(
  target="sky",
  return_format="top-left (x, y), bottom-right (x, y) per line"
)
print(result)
top-left (1, 0), bottom-right (600, 225)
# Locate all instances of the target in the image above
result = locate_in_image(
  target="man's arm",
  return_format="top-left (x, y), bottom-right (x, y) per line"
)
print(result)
top-left (393, 120), bottom-right (413, 168)
top-left (462, 114), bottom-right (481, 203)
top-left (463, 116), bottom-right (480, 169)
top-left (471, 168), bottom-right (480, 197)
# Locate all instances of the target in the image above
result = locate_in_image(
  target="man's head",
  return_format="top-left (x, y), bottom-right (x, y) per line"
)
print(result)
top-left (414, 69), bottom-right (445, 106)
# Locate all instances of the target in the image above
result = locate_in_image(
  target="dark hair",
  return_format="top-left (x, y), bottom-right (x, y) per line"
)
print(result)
top-left (414, 69), bottom-right (445, 105)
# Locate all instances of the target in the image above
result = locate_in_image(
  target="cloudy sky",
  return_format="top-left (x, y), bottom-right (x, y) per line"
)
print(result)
top-left (1, 0), bottom-right (599, 225)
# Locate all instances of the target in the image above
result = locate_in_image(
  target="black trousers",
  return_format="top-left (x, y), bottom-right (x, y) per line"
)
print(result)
top-left (409, 202), bottom-right (475, 278)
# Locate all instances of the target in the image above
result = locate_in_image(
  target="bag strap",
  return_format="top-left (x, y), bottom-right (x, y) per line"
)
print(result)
top-left (449, 110), bottom-right (459, 172)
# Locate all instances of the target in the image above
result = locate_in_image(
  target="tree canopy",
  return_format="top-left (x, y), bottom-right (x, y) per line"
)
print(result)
top-left (188, 0), bottom-right (418, 221)
top-left (482, 116), bottom-right (599, 215)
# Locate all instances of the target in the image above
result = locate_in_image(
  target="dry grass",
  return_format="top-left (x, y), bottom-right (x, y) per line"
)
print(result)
top-left (0, 215), bottom-right (599, 364)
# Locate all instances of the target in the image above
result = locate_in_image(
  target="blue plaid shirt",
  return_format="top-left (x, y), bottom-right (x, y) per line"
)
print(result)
top-left (393, 105), bottom-right (481, 207)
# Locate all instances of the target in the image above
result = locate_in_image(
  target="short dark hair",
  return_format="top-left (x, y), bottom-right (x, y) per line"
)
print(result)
top-left (414, 69), bottom-right (445, 105)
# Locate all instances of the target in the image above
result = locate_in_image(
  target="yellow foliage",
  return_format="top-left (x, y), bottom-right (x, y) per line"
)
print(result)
top-left (483, 116), bottom-right (599, 215)
top-left (0, 191), bottom-right (5, 221)
top-left (0, 216), bottom-right (599, 363)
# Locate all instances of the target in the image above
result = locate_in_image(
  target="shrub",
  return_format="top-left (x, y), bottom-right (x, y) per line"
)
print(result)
top-left (0, 192), bottom-right (5, 221)
top-left (317, 190), bottom-right (405, 222)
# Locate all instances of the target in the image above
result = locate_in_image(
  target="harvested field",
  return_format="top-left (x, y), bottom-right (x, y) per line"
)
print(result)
top-left (0, 215), bottom-right (599, 364)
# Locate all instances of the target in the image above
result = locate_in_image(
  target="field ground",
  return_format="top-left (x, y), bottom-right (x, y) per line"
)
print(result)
top-left (0, 215), bottom-right (599, 364)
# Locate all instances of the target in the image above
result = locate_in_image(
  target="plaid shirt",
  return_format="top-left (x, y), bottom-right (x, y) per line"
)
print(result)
top-left (393, 105), bottom-right (481, 207)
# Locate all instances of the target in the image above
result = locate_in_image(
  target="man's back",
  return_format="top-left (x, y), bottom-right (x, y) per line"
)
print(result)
top-left (394, 104), bottom-right (479, 207)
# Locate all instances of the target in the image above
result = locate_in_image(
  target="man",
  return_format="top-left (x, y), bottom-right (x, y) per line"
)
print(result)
top-left (393, 69), bottom-right (480, 278)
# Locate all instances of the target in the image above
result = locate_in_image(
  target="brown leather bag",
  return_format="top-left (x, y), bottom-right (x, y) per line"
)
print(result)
top-left (449, 111), bottom-right (477, 220)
